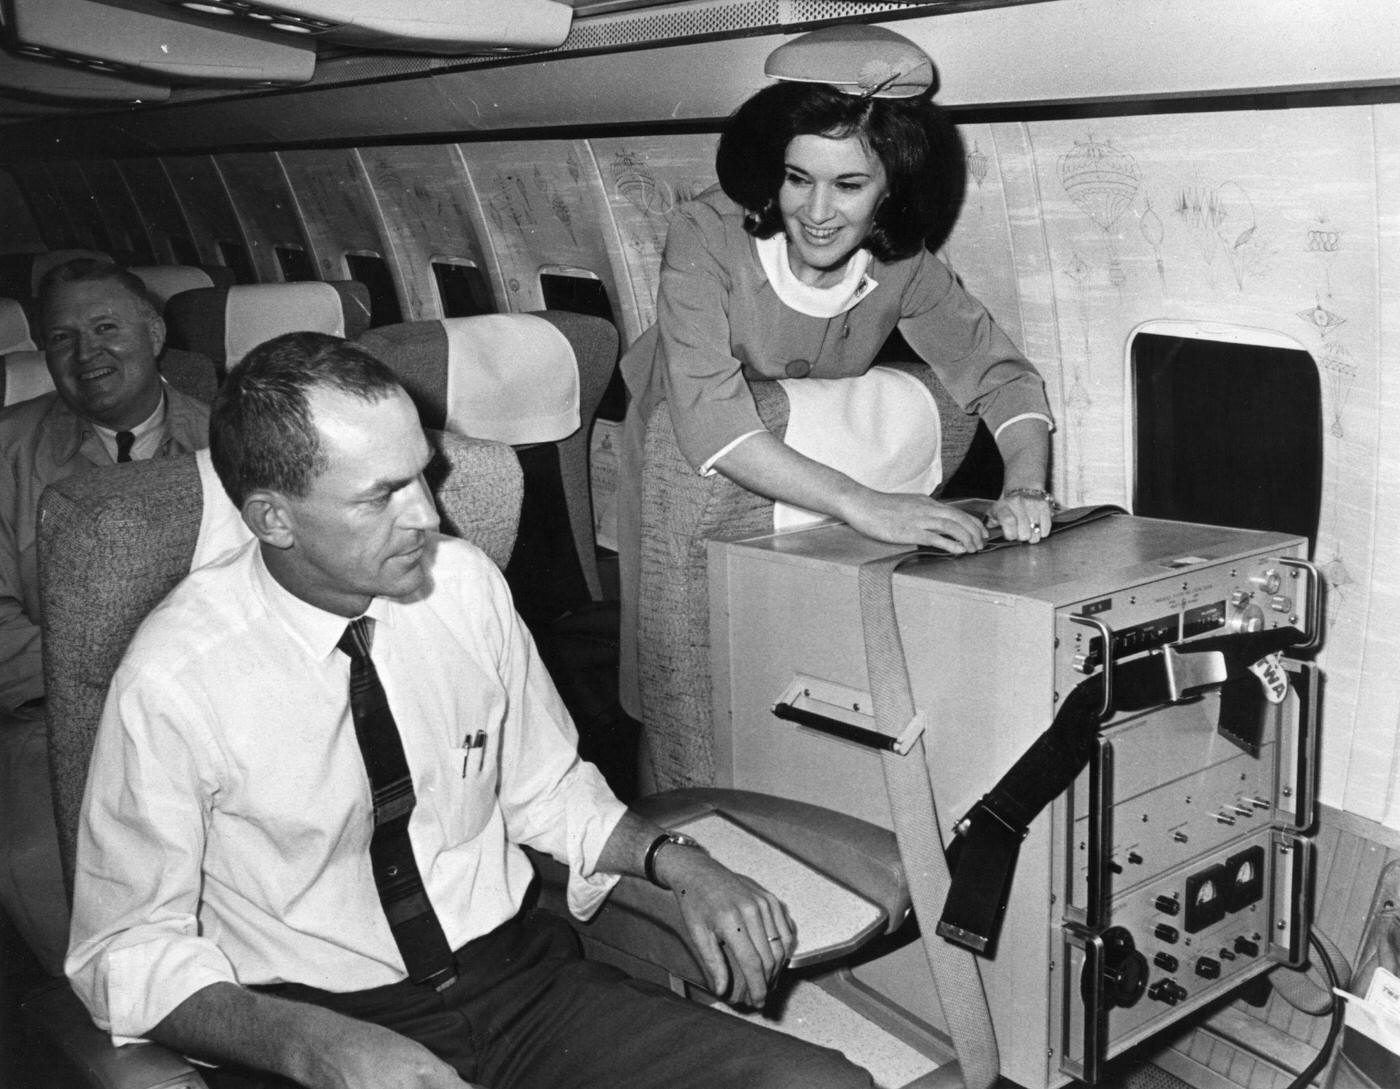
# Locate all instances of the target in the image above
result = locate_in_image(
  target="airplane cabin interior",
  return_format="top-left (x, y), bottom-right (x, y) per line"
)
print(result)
top-left (0, 1), bottom-right (1398, 1088)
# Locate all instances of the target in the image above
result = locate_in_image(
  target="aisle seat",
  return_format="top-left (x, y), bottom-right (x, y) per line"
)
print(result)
top-left (165, 281), bottom-right (372, 376)
top-left (637, 362), bottom-right (982, 790)
top-left (26, 426), bottom-right (908, 1089)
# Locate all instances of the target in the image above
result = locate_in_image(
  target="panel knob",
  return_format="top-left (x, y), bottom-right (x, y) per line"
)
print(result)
top-left (1195, 956), bottom-right (1221, 979)
top-left (1154, 894), bottom-right (1180, 916)
top-left (1154, 923), bottom-right (1179, 944)
top-left (1084, 926), bottom-right (1148, 1010)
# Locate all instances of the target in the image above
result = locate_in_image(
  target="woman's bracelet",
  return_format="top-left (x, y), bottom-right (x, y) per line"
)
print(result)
top-left (1002, 487), bottom-right (1053, 504)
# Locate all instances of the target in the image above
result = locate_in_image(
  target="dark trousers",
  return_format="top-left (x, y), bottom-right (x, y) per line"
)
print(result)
top-left (212, 909), bottom-right (873, 1089)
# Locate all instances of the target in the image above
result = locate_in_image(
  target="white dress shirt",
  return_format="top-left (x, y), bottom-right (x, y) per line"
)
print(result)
top-left (66, 534), bottom-right (626, 1044)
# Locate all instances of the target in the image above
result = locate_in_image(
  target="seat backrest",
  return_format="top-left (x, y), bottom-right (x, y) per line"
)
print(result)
top-left (637, 362), bottom-right (979, 790)
top-left (164, 281), bottom-right (373, 376)
top-left (0, 296), bottom-right (36, 353)
top-left (358, 311), bottom-right (620, 606)
top-left (38, 430), bottom-right (523, 894)
top-left (1, 349), bottom-right (52, 407)
top-left (128, 265), bottom-right (214, 308)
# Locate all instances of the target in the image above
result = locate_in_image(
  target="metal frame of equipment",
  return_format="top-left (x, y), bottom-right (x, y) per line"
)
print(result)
top-left (709, 514), bottom-right (1320, 1088)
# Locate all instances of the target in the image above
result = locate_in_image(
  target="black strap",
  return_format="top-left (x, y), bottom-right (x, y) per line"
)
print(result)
top-left (339, 618), bottom-right (457, 989)
top-left (938, 625), bottom-right (1307, 954)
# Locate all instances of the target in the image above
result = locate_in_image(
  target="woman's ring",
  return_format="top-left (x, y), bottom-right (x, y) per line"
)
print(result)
top-left (769, 935), bottom-right (783, 943)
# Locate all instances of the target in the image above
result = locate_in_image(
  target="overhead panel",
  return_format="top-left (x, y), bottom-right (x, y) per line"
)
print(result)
top-left (0, 50), bottom-right (170, 102)
top-left (5, 0), bottom-right (315, 85)
top-left (157, 0), bottom-right (573, 53)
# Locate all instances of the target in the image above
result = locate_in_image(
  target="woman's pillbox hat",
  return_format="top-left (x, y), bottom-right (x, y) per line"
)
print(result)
top-left (764, 25), bottom-right (936, 99)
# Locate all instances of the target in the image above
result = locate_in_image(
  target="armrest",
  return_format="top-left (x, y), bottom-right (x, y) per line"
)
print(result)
top-left (634, 788), bottom-right (910, 934)
top-left (529, 788), bottom-right (910, 992)
top-left (22, 978), bottom-right (209, 1089)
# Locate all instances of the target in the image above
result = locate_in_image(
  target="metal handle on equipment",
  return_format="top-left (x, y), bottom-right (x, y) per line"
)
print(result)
top-left (1278, 557), bottom-right (1322, 651)
top-left (1070, 615), bottom-right (1115, 719)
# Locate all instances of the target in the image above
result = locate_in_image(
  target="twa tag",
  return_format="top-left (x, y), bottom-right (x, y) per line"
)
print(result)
top-left (1250, 654), bottom-right (1289, 704)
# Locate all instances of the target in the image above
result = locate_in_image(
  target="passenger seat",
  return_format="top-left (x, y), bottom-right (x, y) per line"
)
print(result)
top-left (128, 264), bottom-right (215, 309)
top-left (0, 298), bottom-right (36, 354)
top-left (165, 280), bottom-right (372, 376)
top-left (358, 312), bottom-right (636, 796)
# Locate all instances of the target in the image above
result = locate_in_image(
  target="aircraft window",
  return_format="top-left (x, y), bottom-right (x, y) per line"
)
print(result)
top-left (1131, 327), bottom-right (1322, 549)
top-left (540, 271), bottom-right (614, 322)
top-left (540, 270), bottom-right (625, 421)
top-left (217, 239), bottom-right (257, 284)
top-left (343, 251), bottom-right (402, 327)
top-left (431, 260), bottom-right (492, 318)
top-left (275, 244), bottom-right (317, 282)
top-left (170, 236), bottom-right (201, 267)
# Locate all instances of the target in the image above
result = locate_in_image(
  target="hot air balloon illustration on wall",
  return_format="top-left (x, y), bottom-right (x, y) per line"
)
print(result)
top-left (1059, 134), bottom-right (1141, 288)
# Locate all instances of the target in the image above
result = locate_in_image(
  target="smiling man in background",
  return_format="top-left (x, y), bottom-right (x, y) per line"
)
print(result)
top-left (0, 258), bottom-right (208, 976)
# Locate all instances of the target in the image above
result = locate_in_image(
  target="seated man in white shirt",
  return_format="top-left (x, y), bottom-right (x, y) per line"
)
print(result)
top-left (66, 331), bottom-right (873, 1089)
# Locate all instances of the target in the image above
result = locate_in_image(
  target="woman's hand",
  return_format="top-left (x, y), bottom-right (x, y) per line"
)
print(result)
top-left (990, 490), bottom-right (1054, 544)
top-left (842, 490), bottom-right (988, 552)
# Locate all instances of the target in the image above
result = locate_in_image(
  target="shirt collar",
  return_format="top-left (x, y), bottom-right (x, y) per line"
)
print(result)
top-left (755, 234), bottom-right (878, 318)
top-left (249, 543), bottom-right (391, 663)
top-left (92, 387), bottom-right (167, 446)
top-left (48, 381), bottom-right (172, 466)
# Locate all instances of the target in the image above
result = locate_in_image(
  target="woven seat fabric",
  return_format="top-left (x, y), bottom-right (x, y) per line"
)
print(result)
top-left (38, 431), bottom-right (522, 893)
top-left (637, 362), bottom-right (978, 790)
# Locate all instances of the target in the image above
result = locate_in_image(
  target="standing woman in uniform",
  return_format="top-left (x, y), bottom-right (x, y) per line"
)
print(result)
top-left (617, 25), bottom-right (1056, 719)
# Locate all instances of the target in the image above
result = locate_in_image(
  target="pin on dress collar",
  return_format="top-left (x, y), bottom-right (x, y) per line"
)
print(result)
top-left (764, 24), bottom-right (936, 100)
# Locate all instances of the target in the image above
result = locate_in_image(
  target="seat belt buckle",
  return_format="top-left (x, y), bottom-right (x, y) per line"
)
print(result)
top-left (1161, 645), bottom-right (1228, 701)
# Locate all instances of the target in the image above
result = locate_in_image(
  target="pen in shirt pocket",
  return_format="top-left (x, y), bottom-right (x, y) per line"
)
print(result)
top-left (461, 730), bottom-right (487, 777)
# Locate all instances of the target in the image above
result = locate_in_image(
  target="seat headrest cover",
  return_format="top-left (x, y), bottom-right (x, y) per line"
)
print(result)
top-left (774, 367), bottom-right (942, 531)
top-left (225, 283), bottom-right (346, 371)
top-left (3, 350), bottom-right (54, 407)
top-left (130, 266), bottom-right (215, 308)
top-left (764, 25), bottom-right (936, 99)
top-left (442, 314), bottom-right (580, 444)
top-left (0, 298), bottom-right (36, 354)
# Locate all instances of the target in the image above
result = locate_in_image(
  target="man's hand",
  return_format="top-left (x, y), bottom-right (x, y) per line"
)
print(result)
top-left (652, 844), bottom-right (795, 1008)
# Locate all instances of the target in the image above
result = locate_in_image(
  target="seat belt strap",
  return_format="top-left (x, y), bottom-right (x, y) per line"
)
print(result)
top-left (939, 626), bottom-right (1308, 955)
top-left (858, 552), bottom-right (1000, 1089)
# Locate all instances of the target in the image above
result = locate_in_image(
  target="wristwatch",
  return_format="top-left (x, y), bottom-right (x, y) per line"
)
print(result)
top-left (644, 830), bottom-right (707, 890)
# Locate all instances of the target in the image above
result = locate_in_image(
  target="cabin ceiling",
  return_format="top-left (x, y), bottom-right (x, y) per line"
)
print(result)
top-left (0, 0), bottom-right (1045, 128)
top-left (0, 0), bottom-right (1397, 160)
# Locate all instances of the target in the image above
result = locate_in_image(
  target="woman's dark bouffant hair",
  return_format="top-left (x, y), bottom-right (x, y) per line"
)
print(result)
top-left (715, 81), bottom-right (966, 262)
